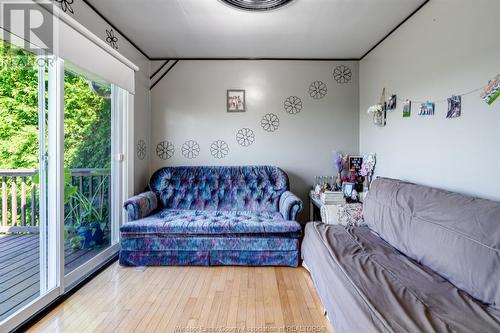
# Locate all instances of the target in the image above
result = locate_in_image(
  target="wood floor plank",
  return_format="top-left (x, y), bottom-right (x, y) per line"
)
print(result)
top-left (27, 263), bottom-right (334, 333)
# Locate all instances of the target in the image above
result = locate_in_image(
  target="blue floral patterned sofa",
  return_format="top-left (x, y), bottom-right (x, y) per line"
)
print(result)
top-left (120, 166), bottom-right (303, 267)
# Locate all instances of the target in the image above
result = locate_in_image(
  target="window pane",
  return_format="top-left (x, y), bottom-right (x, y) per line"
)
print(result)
top-left (63, 62), bottom-right (113, 275)
top-left (0, 39), bottom-right (47, 321)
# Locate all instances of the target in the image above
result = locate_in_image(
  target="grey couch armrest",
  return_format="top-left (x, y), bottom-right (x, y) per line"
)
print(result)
top-left (279, 191), bottom-right (303, 221)
top-left (123, 191), bottom-right (158, 221)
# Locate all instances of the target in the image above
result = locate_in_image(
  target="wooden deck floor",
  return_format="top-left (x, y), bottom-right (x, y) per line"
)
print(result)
top-left (0, 233), bottom-right (106, 321)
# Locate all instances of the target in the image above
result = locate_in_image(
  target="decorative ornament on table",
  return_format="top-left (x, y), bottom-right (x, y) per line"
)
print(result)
top-left (333, 151), bottom-right (348, 191)
top-left (367, 88), bottom-right (387, 127)
top-left (403, 99), bottom-right (412, 118)
top-left (480, 75), bottom-right (500, 105)
top-left (446, 95), bottom-right (462, 119)
top-left (418, 101), bottom-right (435, 116)
top-left (360, 153), bottom-right (376, 191)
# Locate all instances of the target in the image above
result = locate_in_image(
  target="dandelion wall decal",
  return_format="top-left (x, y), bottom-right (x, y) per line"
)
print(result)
top-left (309, 81), bottom-right (327, 99)
top-left (182, 140), bottom-right (200, 159)
top-left (210, 140), bottom-right (229, 159)
top-left (105, 29), bottom-right (119, 50)
top-left (261, 113), bottom-right (280, 132)
top-left (54, 0), bottom-right (74, 14)
top-left (136, 140), bottom-right (147, 160)
top-left (284, 96), bottom-right (303, 115)
top-left (236, 128), bottom-right (255, 147)
top-left (156, 141), bottom-right (174, 160)
top-left (333, 65), bottom-right (352, 84)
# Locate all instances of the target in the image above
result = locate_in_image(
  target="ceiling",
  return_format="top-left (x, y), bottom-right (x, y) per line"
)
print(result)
top-left (85, 0), bottom-right (428, 60)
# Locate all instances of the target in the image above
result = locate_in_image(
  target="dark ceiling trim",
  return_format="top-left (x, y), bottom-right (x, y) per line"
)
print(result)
top-left (360, 0), bottom-right (430, 60)
top-left (149, 57), bottom-right (359, 62)
top-left (150, 60), bottom-right (169, 80)
top-left (150, 60), bottom-right (179, 90)
top-left (81, 0), bottom-right (151, 60)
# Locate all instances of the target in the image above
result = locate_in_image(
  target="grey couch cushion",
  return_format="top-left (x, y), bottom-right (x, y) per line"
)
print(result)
top-left (364, 178), bottom-right (500, 309)
top-left (302, 222), bottom-right (500, 333)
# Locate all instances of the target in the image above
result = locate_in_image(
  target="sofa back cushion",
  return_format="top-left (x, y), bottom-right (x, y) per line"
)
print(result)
top-left (364, 178), bottom-right (500, 309)
top-left (149, 166), bottom-right (289, 212)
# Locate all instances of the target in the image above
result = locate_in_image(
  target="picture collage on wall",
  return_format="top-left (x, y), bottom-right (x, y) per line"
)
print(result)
top-left (378, 74), bottom-right (498, 125)
top-left (152, 64), bottom-right (352, 161)
top-left (447, 95), bottom-right (462, 118)
top-left (418, 102), bottom-right (435, 116)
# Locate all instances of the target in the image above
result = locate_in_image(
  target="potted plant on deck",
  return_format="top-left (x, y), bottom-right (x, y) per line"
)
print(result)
top-left (65, 171), bottom-right (108, 250)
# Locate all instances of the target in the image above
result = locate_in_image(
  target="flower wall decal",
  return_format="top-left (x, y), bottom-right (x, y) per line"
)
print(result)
top-left (284, 96), bottom-right (303, 115)
top-left (105, 29), bottom-right (119, 50)
top-left (261, 113), bottom-right (280, 132)
top-left (136, 139), bottom-right (147, 160)
top-left (55, 0), bottom-right (74, 14)
top-left (182, 140), bottom-right (200, 159)
top-left (156, 141), bottom-right (174, 160)
top-left (210, 140), bottom-right (229, 159)
top-left (333, 65), bottom-right (352, 84)
top-left (236, 128), bottom-right (255, 147)
top-left (309, 81), bottom-right (327, 99)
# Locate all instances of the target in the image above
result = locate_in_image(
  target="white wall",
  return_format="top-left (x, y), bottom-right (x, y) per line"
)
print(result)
top-left (151, 60), bottom-right (360, 221)
top-left (360, 0), bottom-right (500, 201)
top-left (54, 1), bottom-right (151, 193)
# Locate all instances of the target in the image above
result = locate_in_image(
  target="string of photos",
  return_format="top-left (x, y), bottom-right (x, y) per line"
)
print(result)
top-left (367, 74), bottom-right (500, 127)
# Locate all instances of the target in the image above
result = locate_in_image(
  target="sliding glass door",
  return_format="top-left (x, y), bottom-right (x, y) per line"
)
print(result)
top-left (62, 62), bottom-right (122, 285)
top-left (0, 39), bottom-right (59, 328)
top-left (0, 45), bottom-right (127, 332)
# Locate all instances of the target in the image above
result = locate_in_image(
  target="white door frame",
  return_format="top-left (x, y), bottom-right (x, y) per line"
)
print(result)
top-left (0, 55), bottom-right (64, 333)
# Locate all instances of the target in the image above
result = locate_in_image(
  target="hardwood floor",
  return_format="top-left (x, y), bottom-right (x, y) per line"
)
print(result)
top-left (28, 263), bottom-right (333, 333)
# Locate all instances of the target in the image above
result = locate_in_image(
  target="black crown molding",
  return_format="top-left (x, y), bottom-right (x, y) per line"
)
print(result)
top-left (360, 0), bottom-right (430, 60)
top-left (150, 57), bottom-right (359, 61)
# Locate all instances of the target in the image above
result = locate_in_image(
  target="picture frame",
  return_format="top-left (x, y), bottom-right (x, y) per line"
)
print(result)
top-left (348, 156), bottom-right (363, 173)
top-left (343, 182), bottom-right (355, 198)
top-left (227, 89), bottom-right (246, 112)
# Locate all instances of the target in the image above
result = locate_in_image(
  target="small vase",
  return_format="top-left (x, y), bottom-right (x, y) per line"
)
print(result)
top-left (364, 174), bottom-right (372, 191)
top-left (373, 111), bottom-right (383, 126)
top-left (335, 173), bottom-right (342, 191)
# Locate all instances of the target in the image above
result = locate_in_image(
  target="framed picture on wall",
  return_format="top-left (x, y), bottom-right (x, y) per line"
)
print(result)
top-left (227, 89), bottom-right (246, 112)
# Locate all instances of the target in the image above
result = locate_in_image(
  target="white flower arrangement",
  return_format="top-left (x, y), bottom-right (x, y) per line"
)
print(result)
top-left (367, 104), bottom-right (384, 114)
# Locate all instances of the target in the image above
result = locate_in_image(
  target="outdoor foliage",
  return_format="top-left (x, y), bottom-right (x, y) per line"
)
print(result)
top-left (0, 40), bottom-right (111, 170)
top-left (0, 40), bottom-right (111, 233)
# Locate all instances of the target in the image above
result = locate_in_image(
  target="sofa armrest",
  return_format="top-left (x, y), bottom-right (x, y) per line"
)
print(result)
top-left (279, 191), bottom-right (303, 221)
top-left (123, 191), bottom-right (158, 221)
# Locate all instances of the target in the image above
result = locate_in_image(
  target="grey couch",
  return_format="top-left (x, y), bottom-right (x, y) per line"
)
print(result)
top-left (302, 178), bottom-right (500, 333)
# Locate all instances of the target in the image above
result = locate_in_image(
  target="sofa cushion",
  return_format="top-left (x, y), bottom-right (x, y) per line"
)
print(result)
top-left (364, 178), bottom-right (500, 309)
top-left (120, 208), bottom-right (301, 237)
top-left (148, 166), bottom-right (289, 212)
top-left (302, 223), bottom-right (500, 333)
